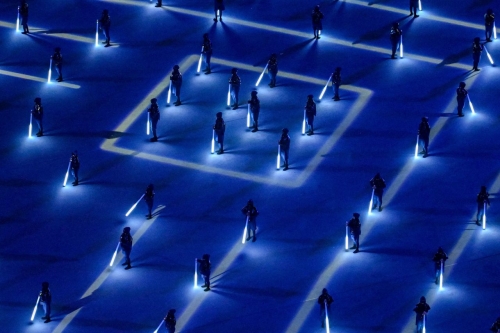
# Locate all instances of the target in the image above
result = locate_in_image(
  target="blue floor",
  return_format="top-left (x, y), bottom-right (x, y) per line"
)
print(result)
top-left (1, 0), bottom-right (500, 332)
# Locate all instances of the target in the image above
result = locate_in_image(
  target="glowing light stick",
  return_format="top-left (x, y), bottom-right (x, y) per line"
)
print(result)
top-left (439, 259), bottom-right (443, 289)
top-left (196, 46), bottom-right (203, 73)
top-left (345, 225), bottom-right (349, 250)
top-left (48, 58), bottom-right (52, 83)
top-left (109, 242), bottom-right (120, 266)
top-left (194, 258), bottom-right (198, 288)
top-left (211, 130), bottom-right (215, 154)
top-left (255, 64), bottom-right (268, 87)
top-left (483, 202), bottom-right (486, 230)
top-left (167, 82), bottom-right (171, 104)
top-left (494, 22), bottom-right (497, 39)
top-left (29, 112), bottom-right (32, 138)
top-left (423, 315), bottom-right (426, 333)
top-left (302, 110), bottom-right (306, 135)
top-left (484, 46), bottom-right (494, 65)
top-left (418, 0), bottom-right (422, 11)
top-left (242, 216), bottom-right (249, 244)
top-left (414, 135), bottom-right (419, 158)
top-left (400, 34), bottom-right (404, 58)
top-left (16, 6), bottom-right (20, 32)
top-left (30, 296), bottom-right (40, 321)
top-left (467, 95), bottom-right (475, 114)
top-left (63, 160), bottom-right (71, 187)
top-left (247, 103), bottom-right (251, 127)
top-left (153, 319), bottom-right (164, 333)
top-left (147, 113), bottom-right (150, 135)
top-left (125, 194), bottom-right (145, 216)
top-left (95, 20), bottom-right (99, 46)
top-left (324, 300), bottom-right (330, 333)
top-left (227, 84), bottom-right (231, 106)
top-left (368, 189), bottom-right (374, 214)
top-left (277, 145), bottom-right (281, 170)
top-left (319, 74), bottom-right (332, 100)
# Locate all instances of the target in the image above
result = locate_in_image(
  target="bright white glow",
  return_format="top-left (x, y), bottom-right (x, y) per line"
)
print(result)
top-left (63, 160), bottom-right (71, 187)
top-left (400, 35), bottom-right (403, 58)
top-left (196, 47), bottom-right (203, 73)
top-left (345, 226), bottom-right (348, 250)
top-left (16, 7), bottom-right (19, 32)
top-left (414, 135), bottom-right (419, 158)
top-left (302, 110), bottom-right (306, 135)
top-left (467, 95), bottom-right (475, 114)
top-left (29, 113), bottom-right (32, 138)
top-left (48, 58), bottom-right (52, 83)
top-left (227, 84), bottom-right (231, 106)
top-left (423, 315), bottom-right (426, 333)
top-left (277, 145), bottom-right (280, 170)
top-left (211, 130), bottom-right (215, 154)
top-left (494, 22), bottom-right (497, 39)
top-left (194, 259), bottom-right (198, 288)
top-left (319, 74), bottom-right (332, 100)
top-left (483, 202), bottom-right (486, 230)
top-left (242, 216), bottom-right (249, 244)
top-left (484, 46), bottom-right (494, 65)
top-left (418, 0), bottom-right (422, 11)
top-left (147, 113), bottom-right (150, 135)
top-left (153, 319), bottom-right (164, 333)
top-left (30, 296), bottom-right (40, 321)
top-left (324, 300), bottom-right (330, 333)
top-left (247, 104), bottom-right (250, 127)
top-left (368, 189), bottom-right (374, 214)
top-left (109, 242), bottom-right (120, 266)
top-left (439, 260), bottom-right (443, 289)
top-left (167, 82), bottom-right (171, 104)
top-left (95, 20), bottom-right (99, 46)
top-left (125, 194), bottom-right (145, 216)
top-left (255, 64), bottom-right (268, 87)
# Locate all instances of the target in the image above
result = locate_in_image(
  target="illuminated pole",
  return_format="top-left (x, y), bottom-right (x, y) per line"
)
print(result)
top-left (439, 259), bottom-right (443, 289)
top-left (467, 94), bottom-right (475, 114)
top-left (167, 82), bottom-right (171, 104)
top-left (400, 33), bottom-right (404, 58)
top-left (423, 314), bottom-right (426, 333)
top-left (48, 58), bottom-right (52, 83)
top-left (95, 20), bottom-right (99, 46)
top-left (368, 189), bottom-right (374, 214)
top-left (29, 112), bottom-right (32, 138)
top-left (196, 46), bottom-right (203, 73)
top-left (211, 130), bottom-right (215, 154)
top-left (16, 6), bottom-right (20, 32)
top-left (30, 296), bottom-right (40, 321)
top-left (345, 225), bottom-right (349, 251)
top-left (255, 64), bottom-right (268, 87)
top-left (227, 84), bottom-right (231, 106)
top-left (153, 319), bottom-right (164, 333)
top-left (302, 110), bottom-right (306, 135)
top-left (414, 135), bottom-right (419, 158)
top-left (418, 0), bottom-right (422, 11)
top-left (194, 258), bottom-right (198, 288)
top-left (62, 160), bottom-right (71, 187)
top-left (484, 46), bottom-right (494, 65)
top-left (277, 145), bottom-right (281, 170)
top-left (319, 74), bottom-right (332, 100)
top-left (109, 242), bottom-right (120, 267)
top-left (147, 113), bottom-right (150, 135)
top-left (125, 194), bottom-right (145, 216)
top-left (494, 22), bottom-right (497, 39)
top-left (247, 103), bottom-right (251, 128)
top-left (483, 202), bottom-right (486, 230)
top-left (242, 216), bottom-right (249, 244)
top-left (324, 300), bottom-right (330, 333)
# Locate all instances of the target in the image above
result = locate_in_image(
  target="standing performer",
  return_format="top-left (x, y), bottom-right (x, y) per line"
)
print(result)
top-left (120, 227), bottom-right (133, 270)
top-left (409, 0), bottom-right (419, 18)
top-left (229, 68), bottom-right (241, 110)
top-left (32, 97), bottom-right (44, 137)
top-left (418, 117), bottom-right (430, 157)
top-left (456, 82), bottom-right (467, 117)
top-left (202, 33), bottom-right (213, 74)
top-left (311, 5), bottom-right (324, 39)
top-left (476, 186), bottom-right (490, 225)
top-left (70, 151), bottom-right (80, 186)
top-left (213, 0), bottom-right (225, 22)
top-left (145, 184), bottom-right (155, 219)
top-left (267, 53), bottom-right (278, 88)
top-left (413, 296), bottom-right (430, 333)
top-left (148, 98), bottom-right (160, 141)
top-left (213, 112), bottom-right (226, 154)
top-left (346, 213), bottom-right (361, 253)
top-left (432, 247), bottom-right (448, 284)
top-left (99, 9), bottom-right (111, 47)
top-left (332, 67), bottom-right (341, 101)
top-left (370, 173), bottom-right (386, 212)
top-left (472, 37), bottom-right (484, 71)
top-left (390, 22), bottom-right (402, 59)
top-left (279, 128), bottom-right (290, 171)
top-left (305, 95), bottom-right (316, 135)
top-left (51, 47), bottom-right (64, 82)
top-left (248, 91), bottom-right (260, 132)
top-left (170, 65), bottom-right (183, 106)
top-left (317, 288), bottom-right (333, 328)
top-left (197, 254), bottom-right (212, 291)
top-left (20, 1), bottom-right (29, 34)
top-left (241, 199), bottom-right (259, 242)
top-left (485, 9), bottom-right (495, 42)
top-left (39, 282), bottom-right (51, 323)
top-left (164, 309), bottom-right (176, 333)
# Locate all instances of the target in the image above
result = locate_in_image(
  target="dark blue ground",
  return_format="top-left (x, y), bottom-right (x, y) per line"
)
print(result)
top-left (1, 0), bottom-right (500, 332)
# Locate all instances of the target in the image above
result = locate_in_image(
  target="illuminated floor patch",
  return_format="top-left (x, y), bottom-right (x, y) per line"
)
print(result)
top-left (100, 55), bottom-right (373, 188)
top-left (0, 69), bottom-right (81, 89)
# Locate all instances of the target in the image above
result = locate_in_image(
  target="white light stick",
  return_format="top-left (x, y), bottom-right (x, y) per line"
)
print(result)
top-left (211, 130), bottom-right (215, 154)
top-left (227, 84), bottom-right (231, 106)
top-left (414, 135), bottom-right (419, 158)
top-left (16, 6), bottom-right (20, 32)
top-left (196, 46), bottom-right (203, 73)
top-left (242, 216), bottom-right (249, 244)
top-left (153, 319), bottom-right (164, 333)
top-left (63, 160), bottom-right (71, 187)
top-left (400, 34), bottom-right (404, 58)
top-left (277, 145), bottom-right (281, 170)
top-left (368, 188), bottom-right (374, 214)
top-left (483, 202), bottom-right (486, 230)
top-left (147, 113), bottom-right (150, 135)
top-left (484, 46), bottom-right (494, 65)
top-left (29, 112), bottom-right (32, 138)
top-left (109, 242), bottom-right (120, 266)
top-left (324, 300), bottom-right (330, 333)
top-left (423, 315), bottom-right (426, 333)
top-left (247, 103), bottom-right (251, 127)
top-left (125, 194), bottom-right (145, 216)
top-left (494, 22), bottom-right (497, 39)
top-left (439, 259), bottom-right (443, 289)
top-left (418, 0), bottom-right (422, 11)
top-left (319, 74), bottom-right (332, 100)
top-left (167, 82), bottom-right (171, 104)
top-left (194, 258), bottom-right (198, 288)
top-left (48, 58), bottom-right (52, 83)
top-left (30, 296), bottom-right (40, 321)
top-left (95, 20), bottom-right (99, 46)
top-left (467, 95), bottom-right (475, 114)
top-left (345, 225), bottom-right (349, 250)
top-left (255, 64), bottom-right (268, 87)
top-left (302, 110), bottom-right (306, 135)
